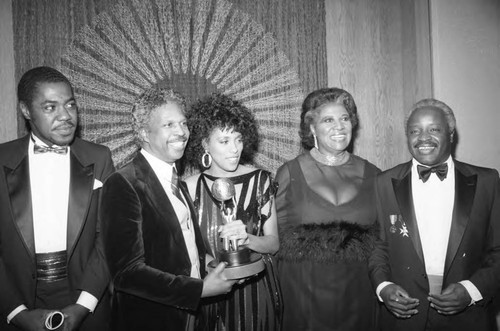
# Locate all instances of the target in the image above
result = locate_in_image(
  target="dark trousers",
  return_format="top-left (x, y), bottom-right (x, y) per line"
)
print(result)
top-left (35, 278), bottom-right (72, 309)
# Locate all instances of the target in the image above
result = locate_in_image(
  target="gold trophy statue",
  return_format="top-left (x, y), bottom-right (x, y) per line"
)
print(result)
top-left (208, 178), bottom-right (264, 279)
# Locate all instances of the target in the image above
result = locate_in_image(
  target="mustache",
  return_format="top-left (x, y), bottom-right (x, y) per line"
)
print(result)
top-left (54, 120), bottom-right (76, 129)
top-left (414, 141), bottom-right (437, 148)
top-left (168, 136), bottom-right (188, 143)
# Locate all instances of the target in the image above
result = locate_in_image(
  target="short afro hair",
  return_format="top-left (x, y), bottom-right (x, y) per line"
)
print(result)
top-left (405, 98), bottom-right (456, 136)
top-left (131, 87), bottom-right (186, 146)
top-left (17, 66), bottom-right (73, 107)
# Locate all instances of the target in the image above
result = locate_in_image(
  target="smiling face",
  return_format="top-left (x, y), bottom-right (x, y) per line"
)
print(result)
top-left (141, 102), bottom-right (189, 164)
top-left (406, 107), bottom-right (453, 166)
top-left (310, 103), bottom-right (352, 156)
top-left (21, 81), bottom-right (77, 146)
top-left (204, 127), bottom-right (243, 176)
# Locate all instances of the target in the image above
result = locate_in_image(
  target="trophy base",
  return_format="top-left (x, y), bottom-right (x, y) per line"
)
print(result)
top-left (218, 246), bottom-right (251, 266)
top-left (208, 252), bottom-right (264, 280)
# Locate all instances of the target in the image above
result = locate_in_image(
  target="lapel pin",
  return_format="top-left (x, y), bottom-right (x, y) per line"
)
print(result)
top-left (389, 215), bottom-right (397, 233)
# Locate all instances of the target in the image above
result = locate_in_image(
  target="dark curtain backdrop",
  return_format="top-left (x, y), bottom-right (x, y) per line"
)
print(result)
top-left (13, 0), bottom-right (327, 172)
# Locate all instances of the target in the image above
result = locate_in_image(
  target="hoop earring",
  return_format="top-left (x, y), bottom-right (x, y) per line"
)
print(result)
top-left (313, 135), bottom-right (318, 149)
top-left (202, 150), bottom-right (212, 168)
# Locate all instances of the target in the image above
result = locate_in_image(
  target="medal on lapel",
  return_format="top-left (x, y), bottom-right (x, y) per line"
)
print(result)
top-left (389, 214), bottom-right (397, 233)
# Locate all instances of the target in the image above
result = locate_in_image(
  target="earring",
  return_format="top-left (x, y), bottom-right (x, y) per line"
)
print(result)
top-left (201, 150), bottom-right (212, 168)
top-left (313, 135), bottom-right (318, 149)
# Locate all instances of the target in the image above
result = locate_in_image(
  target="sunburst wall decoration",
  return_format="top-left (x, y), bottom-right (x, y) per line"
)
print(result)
top-left (58, 0), bottom-right (305, 173)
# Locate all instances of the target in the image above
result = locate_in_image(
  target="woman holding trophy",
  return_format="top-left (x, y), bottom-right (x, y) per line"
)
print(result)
top-left (184, 93), bottom-right (282, 331)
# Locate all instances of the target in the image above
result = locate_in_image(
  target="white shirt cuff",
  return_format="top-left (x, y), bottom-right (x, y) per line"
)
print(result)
top-left (76, 291), bottom-right (99, 313)
top-left (376, 281), bottom-right (394, 302)
top-left (459, 280), bottom-right (483, 305)
top-left (7, 305), bottom-right (27, 324)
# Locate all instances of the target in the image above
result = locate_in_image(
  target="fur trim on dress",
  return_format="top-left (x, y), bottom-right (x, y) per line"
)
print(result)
top-left (278, 221), bottom-right (379, 263)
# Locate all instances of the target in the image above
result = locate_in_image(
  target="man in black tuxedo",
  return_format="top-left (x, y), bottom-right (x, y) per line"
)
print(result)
top-left (0, 67), bottom-right (114, 330)
top-left (101, 88), bottom-right (235, 331)
top-left (369, 98), bottom-right (500, 330)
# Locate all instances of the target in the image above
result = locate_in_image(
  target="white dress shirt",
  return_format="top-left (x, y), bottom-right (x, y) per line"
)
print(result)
top-left (7, 135), bottom-right (97, 324)
top-left (29, 135), bottom-right (70, 253)
top-left (141, 149), bottom-right (201, 278)
top-left (412, 156), bottom-right (455, 277)
top-left (376, 157), bottom-right (482, 303)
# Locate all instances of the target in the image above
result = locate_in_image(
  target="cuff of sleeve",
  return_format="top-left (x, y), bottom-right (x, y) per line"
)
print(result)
top-left (459, 280), bottom-right (483, 305)
top-left (7, 305), bottom-right (27, 324)
top-left (376, 281), bottom-right (394, 302)
top-left (76, 291), bottom-right (99, 313)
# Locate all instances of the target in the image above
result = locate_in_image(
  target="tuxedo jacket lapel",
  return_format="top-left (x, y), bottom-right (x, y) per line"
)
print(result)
top-left (444, 164), bottom-right (477, 277)
top-left (135, 155), bottom-right (189, 258)
top-left (392, 163), bottom-right (425, 265)
top-left (4, 136), bottom-right (35, 259)
top-left (67, 145), bottom-right (95, 258)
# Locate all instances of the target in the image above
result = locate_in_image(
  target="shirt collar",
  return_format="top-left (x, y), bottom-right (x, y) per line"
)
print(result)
top-left (411, 155), bottom-right (454, 181)
top-left (140, 149), bottom-right (175, 182)
top-left (29, 133), bottom-right (71, 156)
top-left (412, 155), bottom-right (453, 169)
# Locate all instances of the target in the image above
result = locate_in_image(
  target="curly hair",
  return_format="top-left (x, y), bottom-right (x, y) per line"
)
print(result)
top-left (299, 88), bottom-right (358, 150)
top-left (184, 93), bottom-right (259, 171)
top-left (131, 87), bottom-right (186, 146)
top-left (405, 98), bottom-right (456, 136)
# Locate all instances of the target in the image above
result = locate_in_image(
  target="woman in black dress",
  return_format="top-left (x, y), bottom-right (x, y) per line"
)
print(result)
top-left (276, 88), bottom-right (380, 330)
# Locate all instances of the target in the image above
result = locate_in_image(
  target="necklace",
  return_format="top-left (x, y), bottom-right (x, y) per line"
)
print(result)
top-left (310, 147), bottom-right (350, 166)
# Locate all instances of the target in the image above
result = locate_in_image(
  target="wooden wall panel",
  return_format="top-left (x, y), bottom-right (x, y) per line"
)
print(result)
top-left (0, 0), bottom-right (17, 143)
top-left (325, 0), bottom-right (432, 170)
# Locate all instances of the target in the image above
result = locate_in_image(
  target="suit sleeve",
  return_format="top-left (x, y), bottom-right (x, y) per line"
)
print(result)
top-left (368, 175), bottom-right (392, 291)
top-left (0, 237), bottom-right (26, 319)
top-left (101, 172), bottom-right (203, 310)
top-left (468, 170), bottom-right (500, 302)
top-left (77, 147), bottom-right (114, 300)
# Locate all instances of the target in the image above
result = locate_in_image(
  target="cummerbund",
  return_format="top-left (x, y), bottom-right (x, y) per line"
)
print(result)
top-left (36, 250), bottom-right (67, 282)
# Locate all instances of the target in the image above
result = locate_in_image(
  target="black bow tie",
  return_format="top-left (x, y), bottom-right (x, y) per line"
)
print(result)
top-left (34, 144), bottom-right (68, 155)
top-left (417, 163), bottom-right (448, 183)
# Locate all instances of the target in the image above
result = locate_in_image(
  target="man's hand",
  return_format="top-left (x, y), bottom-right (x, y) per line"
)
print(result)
top-left (60, 304), bottom-right (89, 331)
top-left (380, 284), bottom-right (420, 319)
top-left (11, 308), bottom-right (53, 331)
top-left (201, 262), bottom-right (237, 298)
top-left (428, 283), bottom-right (471, 315)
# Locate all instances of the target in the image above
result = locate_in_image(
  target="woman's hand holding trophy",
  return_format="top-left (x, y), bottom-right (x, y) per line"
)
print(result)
top-left (219, 220), bottom-right (249, 250)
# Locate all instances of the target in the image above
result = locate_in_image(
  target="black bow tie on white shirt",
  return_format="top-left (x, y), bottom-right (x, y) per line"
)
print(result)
top-left (417, 163), bottom-right (448, 183)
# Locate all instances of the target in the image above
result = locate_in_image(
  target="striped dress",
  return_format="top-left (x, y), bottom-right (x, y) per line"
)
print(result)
top-left (194, 169), bottom-right (282, 331)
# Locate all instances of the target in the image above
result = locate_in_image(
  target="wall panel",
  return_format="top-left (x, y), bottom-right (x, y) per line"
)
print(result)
top-left (325, 0), bottom-right (432, 170)
top-left (0, 0), bottom-right (17, 143)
